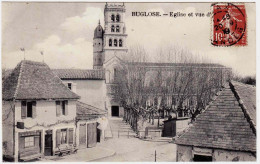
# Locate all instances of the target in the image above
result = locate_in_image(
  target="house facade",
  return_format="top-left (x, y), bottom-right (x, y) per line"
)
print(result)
top-left (175, 81), bottom-right (256, 161)
top-left (2, 60), bottom-right (80, 161)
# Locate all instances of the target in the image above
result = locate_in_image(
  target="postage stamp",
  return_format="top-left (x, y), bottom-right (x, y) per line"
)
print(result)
top-left (211, 3), bottom-right (247, 46)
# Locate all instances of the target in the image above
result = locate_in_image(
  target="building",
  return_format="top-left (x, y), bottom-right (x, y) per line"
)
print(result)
top-left (2, 60), bottom-right (80, 161)
top-left (92, 3), bottom-right (232, 118)
top-left (52, 69), bottom-right (106, 111)
top-left (76, 101), bottom-right (107, 149)
top-left (175, 81), bottom-right (256, 161)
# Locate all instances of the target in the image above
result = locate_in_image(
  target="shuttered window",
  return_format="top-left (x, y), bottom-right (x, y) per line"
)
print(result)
top-left (56, 101), bottom-right (61, 117)
top-left (56, 129), bottom-right (61, 147)
top-left (21, 101), bottom-right (27, 119)
top-left (69, 128), bottom-right (73, 144)
top-left (21, 101), bottom-right (36, 119)
top-left (65, 101), bottom-right (68, 116)
top-left (57, 100), bottom-right (68, 116)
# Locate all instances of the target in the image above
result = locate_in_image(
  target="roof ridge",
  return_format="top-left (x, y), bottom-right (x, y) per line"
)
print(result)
top-left (229, 81), bottom-right (256, 135)
top-left (13, 61), bottom-right (24, 100)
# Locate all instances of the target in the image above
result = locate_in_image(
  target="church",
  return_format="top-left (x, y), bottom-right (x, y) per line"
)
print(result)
top-left (91, 3), bottom-right (231, 118)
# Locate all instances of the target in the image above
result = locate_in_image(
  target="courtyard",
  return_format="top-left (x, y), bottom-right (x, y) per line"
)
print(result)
top-left (41, 117), bottom-right (176, 162)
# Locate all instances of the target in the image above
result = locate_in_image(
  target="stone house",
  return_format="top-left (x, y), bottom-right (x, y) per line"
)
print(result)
top-left (2, 60), bottom-right (80, 161)
top-left (52, 69), bottom-right (106, 113)
top-left (175, 81), bottom-right (256, 161)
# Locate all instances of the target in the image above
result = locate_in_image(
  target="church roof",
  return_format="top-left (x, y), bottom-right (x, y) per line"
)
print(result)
top-left (126, 62), bottom-right (226, 68)
top-left (2, 60), bottom-right (80, 101)
top-left (52, 69), bottom-right (105, 80)
top-left (175, 81), bottom-right (256, 152)
top-left (94, 22), bottom-right (103, 39)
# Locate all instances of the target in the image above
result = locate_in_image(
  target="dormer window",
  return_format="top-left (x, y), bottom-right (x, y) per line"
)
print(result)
top-left (67, 83), bottom-right (72, 90)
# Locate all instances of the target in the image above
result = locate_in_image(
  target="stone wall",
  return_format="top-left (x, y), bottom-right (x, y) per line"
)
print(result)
top-left (176, 145), bottom-right (256, 162)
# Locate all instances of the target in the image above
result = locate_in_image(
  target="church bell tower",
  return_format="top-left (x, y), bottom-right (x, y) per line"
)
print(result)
top-left (93, 20), bottom-right (104, 69)
top-left (103, 3), bottom-right (128, 63)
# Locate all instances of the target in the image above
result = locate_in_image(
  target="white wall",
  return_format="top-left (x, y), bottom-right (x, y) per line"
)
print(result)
top-left (62, 80), bottom-right (106, 111)
top-left (15, 100), bottom-right (77, 127)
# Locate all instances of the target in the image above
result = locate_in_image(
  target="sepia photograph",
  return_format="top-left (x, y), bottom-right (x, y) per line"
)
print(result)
top-left (1, 0), bottom-right (257, 162)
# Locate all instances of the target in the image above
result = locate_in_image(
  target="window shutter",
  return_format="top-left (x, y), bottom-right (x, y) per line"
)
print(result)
top-left (56, 129), bottom-right (61, 147)
top-left (21, 101), bottom-right (27, 119)
top-left (32, 101), bottom-right (37, 119)
top-left (69, 128), bottom-right (73, 144)
top-left (34, 136), bottom-right (40, 148)
top-left (56, 101), bottom-right (61, 117)
top-left (65, 101), bottom-right (68, 116)
top-left (19, 136), bottom-right (25, 151)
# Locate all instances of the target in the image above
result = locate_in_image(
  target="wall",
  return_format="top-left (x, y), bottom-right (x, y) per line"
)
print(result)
top-left (213, 149), bottom-right (256, 161)
top-left (15, 100), bottom-right (76, 127)
top-left (176, 145), bottom-right (256, 162)
top-left (176, 145), bottom-right (193, 162)
top-left (62, 80), bottom-right (106, 111)
top-left (2, 101), bottom-right (15, 159)
top-left (13, 100), bottom-right (77, 161)
top-left (176, 118), bottom-right (191, 133)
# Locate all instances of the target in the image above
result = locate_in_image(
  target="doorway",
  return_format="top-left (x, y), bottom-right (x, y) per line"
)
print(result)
top-left (44, 130), bottom-right (53, 156)
top-left (79, 124), bottom-right (87, 147)
top-left (111, 106), bottom-right (119, 117)
top-left (87, 123), bottom-right (97, 148)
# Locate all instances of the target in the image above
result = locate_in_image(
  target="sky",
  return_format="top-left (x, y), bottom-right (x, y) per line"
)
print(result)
top-left (1, 2), bottom-right (256, 77)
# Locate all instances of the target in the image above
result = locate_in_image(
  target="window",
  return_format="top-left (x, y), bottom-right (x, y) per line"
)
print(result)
top-left (62, 101), bottom-right (66, 115)
top-left (60, 129), bottom-right (67, 144)
top-left (111, 25), bottom-right (115, 32)
top-left (119, 39), bottom-right (123, 47)
top-left (109, 39), bottom-right (112, 47)
top-left (111, 14), bottom-right (115, 22)
top-left (116, 14), bottom-right (120, 22)
top-left (56, 100), bottom-right (68, 116)
top-left (67, 83), bottom-right (72, 90)
top-left (114, 39), bottom-right (117, 46)
top-left (116, 25), bottom-right (120, 32)
top-left (21, 101), bottom-right (36, 119)
top-left (24, 136), bottom-right (34, 148)
top-left (27, 102), bottom-right (33, 118)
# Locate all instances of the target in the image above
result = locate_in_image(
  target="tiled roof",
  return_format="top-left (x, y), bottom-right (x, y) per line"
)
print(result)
top-left (126, 62), bottom-right (226, 68)
top-left (231, 81), bottom-right (256, 128)
top-left (2, 60), bottom-right (80, 100)
top-left (52, 69), bottom-right (105, 80)
top-left (76, 101), bottom-right (107, 120)
top-left (175, 81), bottom-right (256, 152)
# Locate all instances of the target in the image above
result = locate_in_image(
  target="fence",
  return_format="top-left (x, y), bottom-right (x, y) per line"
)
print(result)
top-left (104, 129), bottom-right (162, 139)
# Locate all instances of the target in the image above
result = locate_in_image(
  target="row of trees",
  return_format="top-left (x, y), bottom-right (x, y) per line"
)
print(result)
top-left (114, 45), bottom-right (232, 132)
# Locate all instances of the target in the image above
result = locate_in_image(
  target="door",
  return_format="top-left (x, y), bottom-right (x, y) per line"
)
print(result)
top-left (111, 106), bottom-right (119, 117)
top-left (87, 123), bottom-right (97, 148)
top-left (44, 130), bottom-right (52, 156)
top-left (79, 124), bottom-right (86, 146)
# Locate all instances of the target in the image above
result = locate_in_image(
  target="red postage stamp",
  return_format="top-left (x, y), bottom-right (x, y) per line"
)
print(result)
top-left (212, 3), bottom-right (247, 46)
